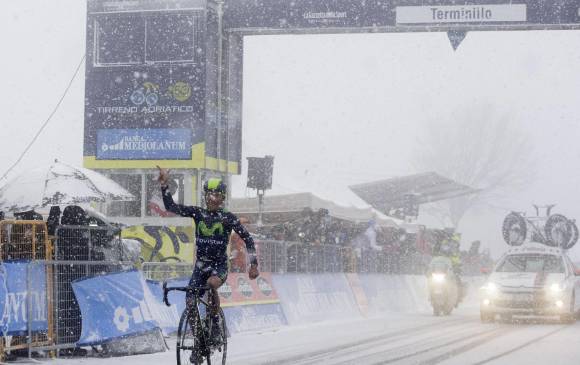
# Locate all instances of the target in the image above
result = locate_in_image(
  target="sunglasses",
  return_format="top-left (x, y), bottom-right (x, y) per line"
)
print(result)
top-left (206, 191), bottom-right (225, 198)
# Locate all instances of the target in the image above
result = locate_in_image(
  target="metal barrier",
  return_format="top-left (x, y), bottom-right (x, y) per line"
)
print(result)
top-left (20, 260), bottom-right (133, 355)
top-left (55, 225), bottom-right (124, 262)
top-left (52, 226), bottom-right (128, 351)
top-left (142, 262), bottom-right (194, 281)
top-left (285, 243), bottom-right (354, 273)
top-left (256, 240), bottom-right (287, 273)
top-left (141, 241), bottom-right (429, 275)
top-left (258, 240), bottom-right (429, 275)
top-left (0, 220), bottom-right (52, 261)
top-left (0, 220), bottom-right (54, 359)
top-left (51, 260), bottom-right (133, 348)
top-left (0, 259), bottom-right (133, 358)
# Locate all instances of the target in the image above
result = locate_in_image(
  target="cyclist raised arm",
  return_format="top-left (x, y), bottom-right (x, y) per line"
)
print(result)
top-left (157, 166), bottom-right (259, 342)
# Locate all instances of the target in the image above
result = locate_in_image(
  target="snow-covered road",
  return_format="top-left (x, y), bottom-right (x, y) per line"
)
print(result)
top-left (51, 304), bottom-right (580, 365)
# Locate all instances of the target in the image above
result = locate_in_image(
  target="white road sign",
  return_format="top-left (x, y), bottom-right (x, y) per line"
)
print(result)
top-left (396, 4), bottom-right (527, 24)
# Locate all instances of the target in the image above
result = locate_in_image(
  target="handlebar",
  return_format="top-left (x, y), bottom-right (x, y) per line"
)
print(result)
top-left (162, 282), bottom-right (210, 307)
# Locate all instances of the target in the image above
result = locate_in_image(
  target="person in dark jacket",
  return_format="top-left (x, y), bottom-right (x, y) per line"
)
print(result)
top-left (47, 206), bottom-right (61, 236)
top-left (157, 166), bottom-right (259, 344)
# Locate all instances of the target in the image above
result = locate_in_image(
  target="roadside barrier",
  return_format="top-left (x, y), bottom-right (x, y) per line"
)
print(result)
top-left (272, 273), bottom-right (362, 325)
top-left (0, 245), bottom-right (482, 354)
top-left (0, 220), bottom-right (54, 359)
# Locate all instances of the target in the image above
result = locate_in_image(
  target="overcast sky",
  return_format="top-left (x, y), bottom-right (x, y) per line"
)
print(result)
top-left (2, 1), bottom-right (580, 258)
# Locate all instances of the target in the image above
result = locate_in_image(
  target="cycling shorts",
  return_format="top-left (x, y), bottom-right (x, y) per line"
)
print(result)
top-left (187, 259), bottom-right (228, 300)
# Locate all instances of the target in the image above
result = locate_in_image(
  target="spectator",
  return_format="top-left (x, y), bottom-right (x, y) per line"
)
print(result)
top-left (14, 210), bottom-right (43, 221)
top-left (61, 205), bottom-right (89, 226)
top-left (47, 206), bottom-right (61, 236)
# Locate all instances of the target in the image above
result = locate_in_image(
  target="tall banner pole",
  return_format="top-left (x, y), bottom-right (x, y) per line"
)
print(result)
top-left (257, 189), bottom-right (264, 227)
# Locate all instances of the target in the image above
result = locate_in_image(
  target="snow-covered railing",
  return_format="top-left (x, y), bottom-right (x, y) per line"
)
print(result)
top-left (256, 240), bottom-right (430, 275)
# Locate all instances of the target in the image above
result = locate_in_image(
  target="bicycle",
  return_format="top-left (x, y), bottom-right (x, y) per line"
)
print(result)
top-left (163, 282), bottom-right (228, 365)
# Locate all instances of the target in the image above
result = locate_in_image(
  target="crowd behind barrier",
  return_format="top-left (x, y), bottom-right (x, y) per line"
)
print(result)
top-left (253, 240), bottom-right (487, 276)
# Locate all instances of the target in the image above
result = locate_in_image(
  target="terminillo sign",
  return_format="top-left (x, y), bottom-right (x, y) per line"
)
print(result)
top-left (396, 4), bottom-right (527, 24)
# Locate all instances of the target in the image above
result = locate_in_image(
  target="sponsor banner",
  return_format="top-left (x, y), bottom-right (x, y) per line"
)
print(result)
top-left (272, 273), bottom-right (361, 325)
top-left (345, 273), bottom-right (369, 317)
top-left (224, 0), bottom-right (390, 30)
top-left (97, 129), bottom-right (192, 160)
top-left (396, 4), bottom-right (527, 24)
top-left (121, 225), bottom-right (195, 263)
top-left (150, 272), bottom-right (280, 308)
top-left (219, 272), bottom-right (280, 306)
top-left (223, 304), bottom-right (287, 333)
top-left (0, 261), bottom-right (48, 335)
top-left (73, 270), bottom-right (160, 345)
top-left (147, 275), bottom-right (285, 334)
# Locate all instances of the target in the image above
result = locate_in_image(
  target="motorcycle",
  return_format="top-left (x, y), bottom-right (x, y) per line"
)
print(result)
top-left (428, 257), bottom-right (461, 316)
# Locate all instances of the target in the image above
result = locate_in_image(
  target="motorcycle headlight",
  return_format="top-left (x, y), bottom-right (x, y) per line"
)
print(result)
top-left (432, 273), bottom-right (446, 283)
top-left (549, 282), bottom-right (566, 293)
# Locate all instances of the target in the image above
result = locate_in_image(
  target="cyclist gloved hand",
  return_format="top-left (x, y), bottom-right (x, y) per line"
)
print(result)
top-left (249, 264), bottom-right (259, 280)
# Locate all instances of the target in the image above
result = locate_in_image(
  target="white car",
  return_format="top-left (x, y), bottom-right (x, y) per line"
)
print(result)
top-left (480, 242), bottom-right (580, 323)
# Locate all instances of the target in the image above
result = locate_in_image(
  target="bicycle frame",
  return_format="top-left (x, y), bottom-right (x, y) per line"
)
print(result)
top-left (163, 283), bottom-right (212, 339)
top-left (163, 282), bottom-right (227, 365)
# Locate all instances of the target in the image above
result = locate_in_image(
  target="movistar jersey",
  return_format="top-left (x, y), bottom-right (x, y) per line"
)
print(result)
top-left (162, 186), bottom-right (258, 265)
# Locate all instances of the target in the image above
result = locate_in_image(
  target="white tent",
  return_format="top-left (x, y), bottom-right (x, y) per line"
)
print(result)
top-left (230, 192), bottom-right (398, 227)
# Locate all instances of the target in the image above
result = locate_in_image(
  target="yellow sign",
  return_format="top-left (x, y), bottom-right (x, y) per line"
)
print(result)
top-left (122, 225), bottom-right (195, 262)
top-left (168, 81), bottom-right (192, 102)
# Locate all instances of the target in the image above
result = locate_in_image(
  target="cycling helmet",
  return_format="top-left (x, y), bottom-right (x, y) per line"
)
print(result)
top-left (203, 178), bottom-right (227, 195)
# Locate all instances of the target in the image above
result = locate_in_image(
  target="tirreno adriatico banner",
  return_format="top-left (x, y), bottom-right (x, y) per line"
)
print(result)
top-left (83, 0), bottom-right (241, 172)
top-left (83, 40), bottom-right (206, 168)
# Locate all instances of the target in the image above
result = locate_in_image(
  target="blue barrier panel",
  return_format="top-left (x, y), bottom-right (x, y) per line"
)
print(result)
top-left (356, 274), bottom-right (430, 315)
top-left (145, 278), bottom-right (187, 335)
top-left (72, 270), bottom-right (160, 345)
top-left (272, 273), bottom-right (361, 325)
top-left (0, 261), bottom-right (47, 335)
top-left (223, 304), bottom-right (287, 333)
top-left (146, 278), bottom-right (286, 334)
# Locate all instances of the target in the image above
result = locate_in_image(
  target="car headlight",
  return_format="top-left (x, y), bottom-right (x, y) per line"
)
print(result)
top-left (482, 282), bottom-right (498, 295)
top-left (432, 273), bottom-right (446, 283)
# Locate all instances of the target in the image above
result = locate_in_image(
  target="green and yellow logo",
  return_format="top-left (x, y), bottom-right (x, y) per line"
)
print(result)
top-left (197, 221), bottom-right (224, 237)
top-left (168, 81), bottom-right (192, 102)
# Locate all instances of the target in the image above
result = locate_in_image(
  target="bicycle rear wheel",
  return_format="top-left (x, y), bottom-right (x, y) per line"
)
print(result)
top-left (207, 308), bottom-right (227, 365)
top-left (177, 309), bottom-right (202, 365)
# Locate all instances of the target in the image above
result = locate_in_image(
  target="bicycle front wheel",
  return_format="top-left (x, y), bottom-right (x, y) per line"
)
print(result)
top-left (207, 307), bottom-right (227, 365)
top-left (177, 309), bottom-right (201, 365)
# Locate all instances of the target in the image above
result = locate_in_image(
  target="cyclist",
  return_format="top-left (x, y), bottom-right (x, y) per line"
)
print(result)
top-left (157, 166), bottom-right (259, 344)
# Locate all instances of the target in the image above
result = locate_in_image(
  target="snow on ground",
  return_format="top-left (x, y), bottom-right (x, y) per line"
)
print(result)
top-left (41, 280), bottom-right (580, 365)
top-left (47, 306), bottom-right (580, 365)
